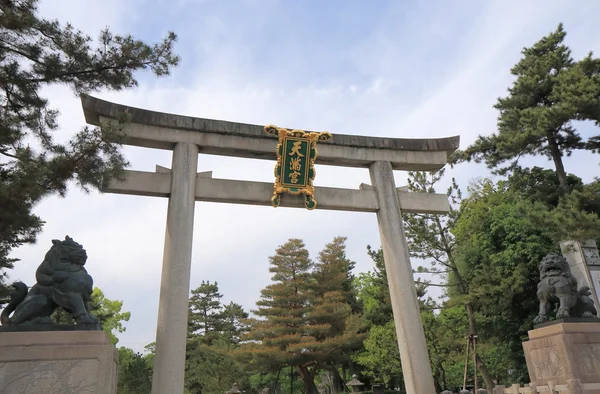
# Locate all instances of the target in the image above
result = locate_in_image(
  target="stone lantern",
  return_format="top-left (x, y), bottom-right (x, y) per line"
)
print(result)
top-left (226, 383), bottom-right (242, 394)
top-left (346, 374), bottom-right (364, 393)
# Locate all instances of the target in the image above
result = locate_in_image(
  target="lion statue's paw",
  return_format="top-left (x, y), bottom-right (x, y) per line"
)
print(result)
top-left (78, 314), bottom-right (99, 325)
top-left (556, 307), bottom-right (570, 319)
top-left (533, 315), bottom-right (548, 325)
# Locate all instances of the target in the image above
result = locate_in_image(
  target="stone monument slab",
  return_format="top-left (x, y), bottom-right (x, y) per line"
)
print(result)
top-left (0, 330), bottom-right (118, 394)
top-left (523, 322), bottom-right (600, 393)
top-left (561, 240), bottom-right (600, 309)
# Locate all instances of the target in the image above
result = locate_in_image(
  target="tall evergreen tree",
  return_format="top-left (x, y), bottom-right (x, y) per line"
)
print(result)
top-left (310, 237), bottom-right (364, 393)
top-left (188, 281), bottom-right (224, 345)
top-left (0, 0), bottom-right (180, 291)
top-left (241, 238), bottom-right (363, 394)
top-left (185, 282), bottom-right (250, 393)
top-left (313, 236), bottom-right (359, 313)
top-left (221, 301), bottom-right (249, 345)
top-left (461, 23), bottom-right (600, 191)
top-left (241, 239), bottom-right (318, 394)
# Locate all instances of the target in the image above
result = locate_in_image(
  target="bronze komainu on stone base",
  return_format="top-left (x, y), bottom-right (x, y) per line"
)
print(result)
top-left (533, 253), bottom-right (599, 325)
top-left (521, 253), bottom-right (600, 393)
top-left (1, 236), bottom-right (99, 327)
top-left (0, 236), bottom-right (116, 394)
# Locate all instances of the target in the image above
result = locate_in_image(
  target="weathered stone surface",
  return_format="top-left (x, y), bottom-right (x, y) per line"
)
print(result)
top-left (0, 330), bottom-right (117, 394)
top-left (369, 161), bottom-right (436, 394)
top-left (151, 142), bottom-right (198, 394)
top-left (81, 94), bottom-right (459, 152)
top-left (523, 322), bottom-right (600, 392)
top-left (561, 240), bottom-right (600, 314)
top-left (80, 95), bottom-right (459, 171)
top-left (104, 169), bottom-right (451, 214)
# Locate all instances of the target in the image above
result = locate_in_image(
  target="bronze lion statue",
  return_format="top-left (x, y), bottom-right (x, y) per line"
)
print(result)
top-left (533, 253), bottom-right (598, 324)
top-left (1, 236), bottom-right (98, 326)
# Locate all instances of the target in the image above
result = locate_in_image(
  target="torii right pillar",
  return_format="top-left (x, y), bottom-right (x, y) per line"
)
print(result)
top-left (370, 161), bottom-right (436, 394)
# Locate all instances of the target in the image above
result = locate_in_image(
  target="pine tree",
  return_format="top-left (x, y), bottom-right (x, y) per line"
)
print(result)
top-left (185, 282), bottom-right (250, 393)
top-left (241, 239), bottom-right (318, 393)
top-left (0, 0), bottom-right (180, 291)
top-left (188, 281), bottom-right (224, 345)
top-left (221, 301), bottom-right (249, 345)
top-left (461, 23), bottom-right (600, 191)
top-left (241, 238), bottom-right (366, 394)
top-left (309, 236), bottom-right (364, 393)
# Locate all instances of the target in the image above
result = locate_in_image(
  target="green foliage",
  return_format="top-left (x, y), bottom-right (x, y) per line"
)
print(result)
top-left (221, 301), bottom-right (250, 345)
top-left (544, 179), bottom-right (600, 241)
top-left (354, 270), bottom-right (391, 327)
top-left (91, 287), bottom-right (131, 344)
top-left (241, 238), bottom-right (315, 368)
top-left (354, 246), bottom-right (392, 326)
top-left (421, 305), bottom-right (471, 392)
top-left (503, 166), bottom-right (600, 242)
top-left (313, 236), bottom-right (360, 314)
top-left (185, 339), bottom-right (245, 394)
top-left (0, 0), bottom-right (179, 281)
top-left (352, 321), bottom-right (401, 387)
top-left (117, 347), bottom-right (153, 394)
top-left (184, 282), bottom-right (250, 393)
top-left (453, 179), bottom-right (559, 379)
top-left (402, 169), bottom-right (461, 295)
top-left (460, 24), bottom-right (600, 189)
top-left (188, 281), bottom-right (249, 347)
top-left (241, 237), bottom-right (363, 394)
top-left (505, 166), bottom-right (583, 207)
top-left (53, 287), bottom-right (130, 344)
top-left (188, 281), bottom-right (224, 343)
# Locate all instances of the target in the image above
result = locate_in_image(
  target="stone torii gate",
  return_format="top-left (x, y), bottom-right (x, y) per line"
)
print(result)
top-left (80, 95), bottom-right (460, 394)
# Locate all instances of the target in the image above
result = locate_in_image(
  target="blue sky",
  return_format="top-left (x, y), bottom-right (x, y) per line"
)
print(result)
top-left (8, 0), bottom-right (600, 351)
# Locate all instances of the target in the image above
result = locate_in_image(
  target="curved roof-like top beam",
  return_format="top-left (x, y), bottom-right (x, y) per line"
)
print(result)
top-left (80, 94), bottom-right (460, 170)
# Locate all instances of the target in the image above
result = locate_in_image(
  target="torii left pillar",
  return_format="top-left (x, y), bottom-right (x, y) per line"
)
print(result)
top-left (151, 142), bottom-right (199, 394)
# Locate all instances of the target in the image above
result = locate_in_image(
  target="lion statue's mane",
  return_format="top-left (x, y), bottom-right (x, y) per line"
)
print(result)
top-left (1, 236), bottom-right (98, 326)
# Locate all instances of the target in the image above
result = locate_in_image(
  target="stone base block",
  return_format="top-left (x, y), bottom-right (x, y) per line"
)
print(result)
top-left (0, 330), bottom-right (118, 394)
top-left (523, 322), bottom-right (600, 393)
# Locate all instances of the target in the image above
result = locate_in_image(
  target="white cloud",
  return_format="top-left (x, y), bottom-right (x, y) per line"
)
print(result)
top-left (7, 0), bottom-right (600, 351)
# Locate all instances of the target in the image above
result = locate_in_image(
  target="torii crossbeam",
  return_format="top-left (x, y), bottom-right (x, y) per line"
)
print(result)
top-left (81, 94), bottom-right (460, 394)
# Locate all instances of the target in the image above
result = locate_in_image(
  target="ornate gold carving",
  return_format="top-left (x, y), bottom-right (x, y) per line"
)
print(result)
top-left (264, 124), bottom-right (332, 210)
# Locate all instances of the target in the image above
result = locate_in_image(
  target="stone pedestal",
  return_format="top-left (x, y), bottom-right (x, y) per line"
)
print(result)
top-left (523, 322), bottom-right (600, 393)
top-left (0, 330), bottom-right (118, 394)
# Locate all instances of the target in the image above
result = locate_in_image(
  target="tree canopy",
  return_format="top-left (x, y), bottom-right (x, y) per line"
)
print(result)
top-left (0, 0), bottom-right (180, 287)
top-left (460, 23), bottom-right (600, 191)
